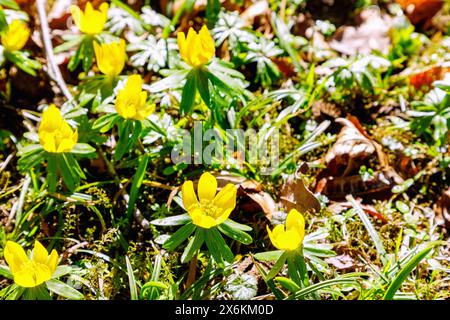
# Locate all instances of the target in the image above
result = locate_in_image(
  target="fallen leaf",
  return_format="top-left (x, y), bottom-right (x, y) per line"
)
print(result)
top-left (434, 188), bottom-right (450, 232)
top-left (329, 7), bottom-right (392, 55)
top-left (324, 118), bottom-right (376, 176)
top-left (280, 173), bottom-right (321, 214)
top-left (396, 0), bottom-right (443, 25)
top-left (409, 66), bottom-right (449, 90)
top-left (316, 168), bottom-right (404, 200)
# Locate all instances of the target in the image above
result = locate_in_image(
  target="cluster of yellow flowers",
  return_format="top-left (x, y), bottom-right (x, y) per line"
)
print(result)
top-left (2, 2), bottom-right (306, 289)
top-left (182, 172), bottom-right (306, 252)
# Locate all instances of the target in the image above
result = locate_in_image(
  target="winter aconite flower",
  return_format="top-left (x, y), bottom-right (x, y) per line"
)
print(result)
top-left (38, 105), bottom-right (78, 153)
top-left (93, 39), bottom-right (126, 78)
top-left (177, 25), bottom-right (215, 68)
top-left (70, 2), bottom-right (109, 35)
top-left (267, 209), bottom-right (305, 251)
top-left (1, 20), bottom-right (30, 52)
top-left (115, 75), bottom-right (154, 121)
top-left (182, 172), bottom-right (237, 229)
top-left (4, 240), bottom-right (59, 288)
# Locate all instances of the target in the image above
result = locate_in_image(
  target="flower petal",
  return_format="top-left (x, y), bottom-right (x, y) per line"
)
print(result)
top-left (213, 183), bottom-right (236, 211)
top-left (32, 241), bottom-right (49, 265)
top-left (198, 172), bottom-right (217, 202)
top-left (4, 241), bottom-right (29, 274)
top-left (190, 207), bottom-right (218, 229)
top-left (47, 249), bottom-right (59, 274)
top-left (182, 180), bottom-right (199, 211)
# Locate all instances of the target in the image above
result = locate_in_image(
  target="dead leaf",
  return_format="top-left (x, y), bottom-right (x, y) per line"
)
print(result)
top-left (396, 0), bottom-right (443, 25)
top-left (316, 168), bottom-right (404, 200)
top-left (434, 188), bottom-right (450, 232)
top-left (329, 7), bottom-right (392, 55)
top-left (409, 66), bottom-right (449, 90)
top-left (241, 0), bottom-right (269, 26)
top-left (325, 254), bottom-right (356, 270)
top-left (324, 118), bottom-right (376, 176)
top-left (238, 180), bottom-right (278, 221)
top-left (280, 173), bottom-right (321, 214)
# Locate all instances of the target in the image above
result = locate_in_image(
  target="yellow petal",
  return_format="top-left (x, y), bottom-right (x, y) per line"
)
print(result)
top-left (4, 241), bottom-right (29, 274)
top-left (266, 225), bottom-right (279, 250)
top-left (182, 180), bottom-right (199, 211)
top-left (213, 183), bottom-right (236, 212)
top-left (177, 32), bottom-right (187, 61)
top-left (197, 172), bottom-right (217, 202)
top-left (70, 5), bottom-right (82, 30)
top-left (39, 105), bottom-right (63, 132)
top-left (47, 250), bottom-right (59, 274)
top-left (14, 263), bottom-right (52, 288)
top-left (215, 207), bottom-right (233, 225)
top-left (277, 230), bottom-right (302, 251)
top-left (285, 209), bottom-right (305, 244)
top-left (189, 207), bottom-right (218, 229)
top-left (32, 241), bottom-right (49, 265)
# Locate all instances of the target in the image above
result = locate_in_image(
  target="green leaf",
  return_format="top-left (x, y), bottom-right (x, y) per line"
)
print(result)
top-left (218, 221), bottom-right (252, 245)
top-left (222, 219), bottom-right (252, 232)
top-left (46, 154), bottom-right (58, 193)
top-left (206, 0), bottom-right (220, 28)
top-left (0, 0), bottom-right (19, 10)
top-left (286, 277), bottom-right (360, 300)
top-left (46, 279), bottom-right (84, 300)
top-left (52, 265), bottom-right (74, 279)
top-left (163, 222), bottom-right (196, 251)
top-left (266, 251), bottom-right (287, 280)
top-left (253, 250), bottom-right (284, 262)
top-left (71, 143), bottom-right (96, 155)
top-left (150, 213), bottom-right (191, 226)
top-left (125, 256), bottom-right (138, 300)
top-left (181, 228), bottom-right (205, 263)
top-left (383, 241), bottom-right (442, 300)
top-left (195, 68), bottom-right (210, 107)
top-left (347, 195), bottom-right (388, 266)
top-left (209, 228), bottom-right (234, 263)
top-left (275, 276), bottom-right (300, 293)
top-left (180, 70), bottom-right (197, 115)
top-left (92, 113), bottom-right (120, 132)
top-left (127, 154), bottom-right (149, 221)
top-left (0, 265), bottom-right (12, 279)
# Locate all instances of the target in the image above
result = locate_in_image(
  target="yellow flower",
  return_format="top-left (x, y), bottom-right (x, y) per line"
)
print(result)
top-left (4, 240), bottom-right (59, 288)
top-left (70, 2), bottom-right (109, 35)
top-left (182, 172), bottom-right (237, 229)
top-left (93, 39), bottom-right (126, 78)
top-left (38, 105), bottom-right (78, 153)
top-left (267, 209), bottom-right (305, 251)
top-left (1, 20), bottom-right (30, 51)
top-left (177, 25), bottom-right (215, 68)
top-left (115, 75), bottom-right (154, 121)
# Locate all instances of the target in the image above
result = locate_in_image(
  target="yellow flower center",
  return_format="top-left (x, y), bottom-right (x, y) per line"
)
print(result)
top-left (199, 199), bottom-right (222, 218)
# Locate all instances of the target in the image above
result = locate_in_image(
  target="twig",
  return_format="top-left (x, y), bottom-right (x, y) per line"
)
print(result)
top-left (36, 0), bottom-right (73, 101)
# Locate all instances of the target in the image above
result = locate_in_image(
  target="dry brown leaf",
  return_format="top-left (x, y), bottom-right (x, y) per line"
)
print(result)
top-left (324, 118), bottom-right (376, 176)
top-left (241, 0), bottom-right (269, 26)
top-left (238, 180), bottom-right (278, 221)
top-left (280, 174), bottom-right (321, 215)
top-left (325, 254), bottom-right (356, 270)
top-left (316, 168), bottom-right (403, 201)
top-left (329, 7), bottom-right (392, 55)
top-left (434, 188), bottom-right (450, 232)
top-left (396, 0), bottom-right (443, 25)
top-left (409, 66), bottom-right (450, 90)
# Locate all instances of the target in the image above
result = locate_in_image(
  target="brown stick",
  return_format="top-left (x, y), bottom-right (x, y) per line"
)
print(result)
top-left (36, 0), bottom-right (73, 101)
